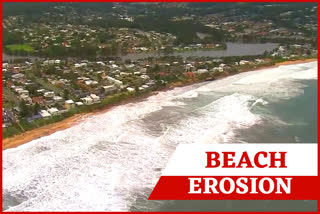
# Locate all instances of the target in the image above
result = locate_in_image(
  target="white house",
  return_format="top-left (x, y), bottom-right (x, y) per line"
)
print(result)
top-left (64, 100), bottom-right (75, 109)
top-left (127, 87), bottom-right (135, 93)
top-left (96, 61), bottom-right (105, 66)
top-left (81, 97), bottom-right (93, 105)
top-left (239, 60), bottom-right (250, 65)
top-left (54, 96), bottom-right (64, 103)
top-left (75, 101), bottom-right (84, 106)
top-left (90, 94), bottom-right (100, 103)
top-left (107, 76), bottom-right (123, 86)
top-left (18, 90), bottom-right (29, 96)
top-left (44, 91), bottom-right (55, 99)
top-left (211, 67), bottom-right (223, 73)
top-left (195, 69), bottom-right (209, 74)
top-left (141, 75), bottom-right (150, 80)
top-left (103, 85), bottom-right (117, 94)
top-left (40, 110), bottom-right (51, 118)
top-left (48, 108), bottom-right (59, 115)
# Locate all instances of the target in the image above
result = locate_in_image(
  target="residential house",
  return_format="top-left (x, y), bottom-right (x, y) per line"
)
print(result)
top-left (90, 94), bottom-right (100, 103)
top-left (127, 87), bottom-right (135, 93)
top-left (40, 110), bottom-right (51, 118)
top-left (32, 96), bottom-right (45, 106)
top-left (103, 85), bottom-right (117, 95)
top-left (195, 69), bottom-right (209, 74)
top-left (44, 91), bottom-right (55, 99)
top-left (81, 97), bottom-right (93, 105)
top-left (48, 107), bottom-right (60, 115)
top-left (64, 100), bottom-right (75, 110)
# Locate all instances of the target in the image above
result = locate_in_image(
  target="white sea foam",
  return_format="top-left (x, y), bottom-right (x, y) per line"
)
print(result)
top-left (251, 98), bottom-right (269, 109)
top-left (178, 91), bottom-right (199, 99)
top-left (194, 61), bottom-right (317, 101)
top-left (164, 93), bottom-right (261, 144)
top-left (3, 61), bottom-right (317, 211)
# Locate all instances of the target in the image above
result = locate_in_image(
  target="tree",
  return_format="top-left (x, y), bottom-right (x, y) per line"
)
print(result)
top-left (33, 67), bottom-right (42, 77)
top-left (100, 87), bottom-right (105, 95)
top-left (134, 85), bottom-right (139, 93)
top-left (163, 46), bottom-right (174, 54)
top-left (19, 100), bottom-right (30, 118)
top-left (124, 59), bottom-right (132, 64)
top-left (26, 84), bottom-right (38, 96)
top-left (306, 49), bottom-right (311, 55)
top-left (152, 64), bottom-right (160, 73)
top-left (63, 89), bottom-right (69, 100)
top-left (33, 103), bottom-right (40, 115)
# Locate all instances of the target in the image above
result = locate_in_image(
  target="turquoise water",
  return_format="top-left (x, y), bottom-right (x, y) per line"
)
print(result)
top-left (237, 79), bottom-right (317, 143)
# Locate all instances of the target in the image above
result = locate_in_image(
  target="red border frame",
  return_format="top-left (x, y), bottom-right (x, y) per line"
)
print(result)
top-left (0, 1), bottom-right (319, 213)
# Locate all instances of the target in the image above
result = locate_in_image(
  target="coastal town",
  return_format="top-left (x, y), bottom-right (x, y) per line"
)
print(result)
top-left (3, 43), bottom-right (317, 138)
top-left (2, 2), bottom-right (318, 138)
top-left (3, 3), bottom-right (317, 56)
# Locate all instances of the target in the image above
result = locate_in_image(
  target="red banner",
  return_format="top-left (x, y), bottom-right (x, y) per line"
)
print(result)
top-left (149, 176), bottom-right (319, 200)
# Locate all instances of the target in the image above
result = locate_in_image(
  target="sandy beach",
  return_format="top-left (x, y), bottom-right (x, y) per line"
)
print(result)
top-left (2, 58), bottom-right (317, 150)
top-left (270, 58), bottom-right (317, 66)
top-left (2, 91), bottom-right (156, 150)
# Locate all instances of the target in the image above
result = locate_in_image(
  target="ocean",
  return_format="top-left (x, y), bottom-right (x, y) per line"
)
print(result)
top-left (3, 61), bottom-right (317, 211)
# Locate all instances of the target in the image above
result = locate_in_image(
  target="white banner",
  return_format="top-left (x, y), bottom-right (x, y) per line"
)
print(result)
top-left (162, 144), bottom-right (318, 176)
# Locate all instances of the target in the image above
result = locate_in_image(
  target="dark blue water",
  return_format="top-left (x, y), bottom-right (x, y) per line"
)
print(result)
top-left (237, 79), bottom-right (317, 143)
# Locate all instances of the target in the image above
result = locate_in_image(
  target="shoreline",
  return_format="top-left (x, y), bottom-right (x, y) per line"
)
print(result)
top-left (2, 58), bottom-right (317, 150)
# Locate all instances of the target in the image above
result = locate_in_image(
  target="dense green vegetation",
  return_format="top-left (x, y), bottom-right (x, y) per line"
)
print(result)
top-left (3, 29), bottom-right (24, 45)
top-left (6, 44), bottom-right (34, 53)
top-left (3, 2), bottom-right (226, 56)
top-left (3, 2), bottom-right (317, 57)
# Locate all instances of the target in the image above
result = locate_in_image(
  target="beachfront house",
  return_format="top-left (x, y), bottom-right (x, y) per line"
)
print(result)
top-left (48, 107), bottom-right (60, 115)
top-left (103, 85), bottom-right (118, 95)
top-left (127, 87), bottom-right (135, 93)
top-left (195, 69), bottom-right (209, 74)
top-left (211, 67), bottom-right (224, 73)
top-left (64, 100), bottom-right (75, 110)
top-left (40, 110), bottom-right (51, 118)
top-left (75, 101), bottom-right (84, 106)
top-left (81, 97), bottom-right (93, 105)
top-left (239, 60), bottom-right (250, 65)
top-left (90, 94), bottom-right (100, 103)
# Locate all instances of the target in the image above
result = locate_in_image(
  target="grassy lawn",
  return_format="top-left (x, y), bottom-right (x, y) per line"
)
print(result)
top-left (6, 44), bottom-right (34, 52)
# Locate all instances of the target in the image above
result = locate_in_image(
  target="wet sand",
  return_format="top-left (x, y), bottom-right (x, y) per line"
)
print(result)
top-left (2, 58), bottom-right (317, 150)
